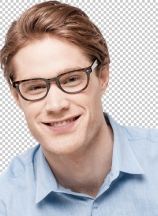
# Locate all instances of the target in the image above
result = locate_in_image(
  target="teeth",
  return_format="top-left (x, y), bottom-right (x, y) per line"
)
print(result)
top-left (50, 118), bottom-right (74, 127)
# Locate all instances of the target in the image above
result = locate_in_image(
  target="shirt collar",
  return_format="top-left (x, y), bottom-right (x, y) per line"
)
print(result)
top-left (105, 113), bottom-right (144, 175)
top-left (35, 146), bottom-right (59, 204)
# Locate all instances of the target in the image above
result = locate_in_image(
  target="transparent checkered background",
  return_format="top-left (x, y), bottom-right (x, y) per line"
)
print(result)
top-left (0, 0), bottom-right (158, 173)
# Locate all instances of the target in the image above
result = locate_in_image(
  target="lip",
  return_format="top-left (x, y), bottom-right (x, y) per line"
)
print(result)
top-left (43, 115), bottom-right (80, 133)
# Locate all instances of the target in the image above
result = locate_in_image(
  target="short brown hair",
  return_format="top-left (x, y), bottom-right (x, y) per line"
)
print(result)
top-left (0, 1), bottom-right (110, 85)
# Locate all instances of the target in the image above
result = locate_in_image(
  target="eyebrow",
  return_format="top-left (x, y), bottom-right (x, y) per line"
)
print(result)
top-left (57, 65), bottom-right (85, 74)
top-left (15, 64), bottom-right (90, 81)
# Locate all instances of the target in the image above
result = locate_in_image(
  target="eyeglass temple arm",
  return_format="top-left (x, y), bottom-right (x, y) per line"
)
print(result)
top-left (91, 60), bottom-right (98, 71)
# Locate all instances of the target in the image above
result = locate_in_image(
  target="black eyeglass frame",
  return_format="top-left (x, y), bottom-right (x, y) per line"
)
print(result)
top-left (12, 60), bottom-right (98, 102)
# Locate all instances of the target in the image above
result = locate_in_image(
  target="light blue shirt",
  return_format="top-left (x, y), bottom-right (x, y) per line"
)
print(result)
top-left (1, 113), bottom-right (158, 216)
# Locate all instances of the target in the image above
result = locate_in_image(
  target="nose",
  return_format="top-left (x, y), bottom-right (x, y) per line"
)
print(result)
top-left (45, 83), bottom-right (70, 113)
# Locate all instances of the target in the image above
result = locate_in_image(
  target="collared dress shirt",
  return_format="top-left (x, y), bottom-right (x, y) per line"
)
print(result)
top-left (0, 113), bottom-right (158, 216)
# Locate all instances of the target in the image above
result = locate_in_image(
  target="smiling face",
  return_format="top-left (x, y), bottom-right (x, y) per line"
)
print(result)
top-left (11, 36), bottom-right (109, 157)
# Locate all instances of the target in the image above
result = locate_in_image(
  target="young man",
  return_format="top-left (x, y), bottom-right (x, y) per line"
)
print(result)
top-left (0, 1), bottom-right (158, 215)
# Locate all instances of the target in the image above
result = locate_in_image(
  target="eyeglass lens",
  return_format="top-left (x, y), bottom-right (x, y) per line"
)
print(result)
top-left (19, 70), bottom-right (88, 100)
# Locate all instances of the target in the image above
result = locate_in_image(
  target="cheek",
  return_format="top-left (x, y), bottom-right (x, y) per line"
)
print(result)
top-left (86, 79), bottom-right (103, 109)
top-left (73, 79), bottom-right (103, 118)
top-left (22, 104), bottom-right (43, 141)
top-left (87, 81), bottom-right (104, 124)
top-left (20, 100), bottom-right (43, 126)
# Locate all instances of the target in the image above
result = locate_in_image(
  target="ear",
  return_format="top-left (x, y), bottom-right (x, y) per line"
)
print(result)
top-left (99, 64), bottom-right (109, 95)
top-left (10, 85), bottom-right (23, 110)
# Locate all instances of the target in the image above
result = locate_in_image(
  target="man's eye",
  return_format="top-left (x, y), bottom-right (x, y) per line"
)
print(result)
top-left (65, 76), bottom-right (79, 83)
top-left (29, 85), bottom-right (46, 91)
top-left (63, 75), bottom-right (81, 84)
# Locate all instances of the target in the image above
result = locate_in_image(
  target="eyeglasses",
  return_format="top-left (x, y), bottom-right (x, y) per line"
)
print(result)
top-left (12, 60), bottom-right (98, 101)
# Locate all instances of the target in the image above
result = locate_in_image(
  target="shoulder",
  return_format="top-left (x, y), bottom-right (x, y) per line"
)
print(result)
top-left (117, 124), bottom-right (158, 173)
top-left (121, 125), bottom-right (158, 164)
top-left (0, 144), bottom-right (40, 185)
top-left (122, 125), bottom-right (158, 143)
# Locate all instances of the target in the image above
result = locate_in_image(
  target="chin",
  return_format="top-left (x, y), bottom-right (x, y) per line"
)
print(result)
top-left (41, 134), bottom-right (87, 156)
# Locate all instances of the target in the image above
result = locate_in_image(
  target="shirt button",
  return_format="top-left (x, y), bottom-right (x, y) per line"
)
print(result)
top-left (93, 202), bottom-right (98, 209)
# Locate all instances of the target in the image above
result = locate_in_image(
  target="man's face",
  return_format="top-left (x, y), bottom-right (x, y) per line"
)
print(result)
top-left (12, 36), bottom-right (109, 157)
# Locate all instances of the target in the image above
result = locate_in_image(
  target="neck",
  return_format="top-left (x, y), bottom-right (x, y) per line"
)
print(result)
top-left (43, 119), bottom-right (113, 198)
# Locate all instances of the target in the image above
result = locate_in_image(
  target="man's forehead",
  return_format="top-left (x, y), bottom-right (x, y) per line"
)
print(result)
top-left (12, 37), bottom-right (91, 81)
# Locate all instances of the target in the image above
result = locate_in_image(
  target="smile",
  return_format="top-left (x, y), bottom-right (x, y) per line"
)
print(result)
top-left (47, 116), bottom-right (79, 127)
top-left (44, 116), bottom-right (80, 133)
